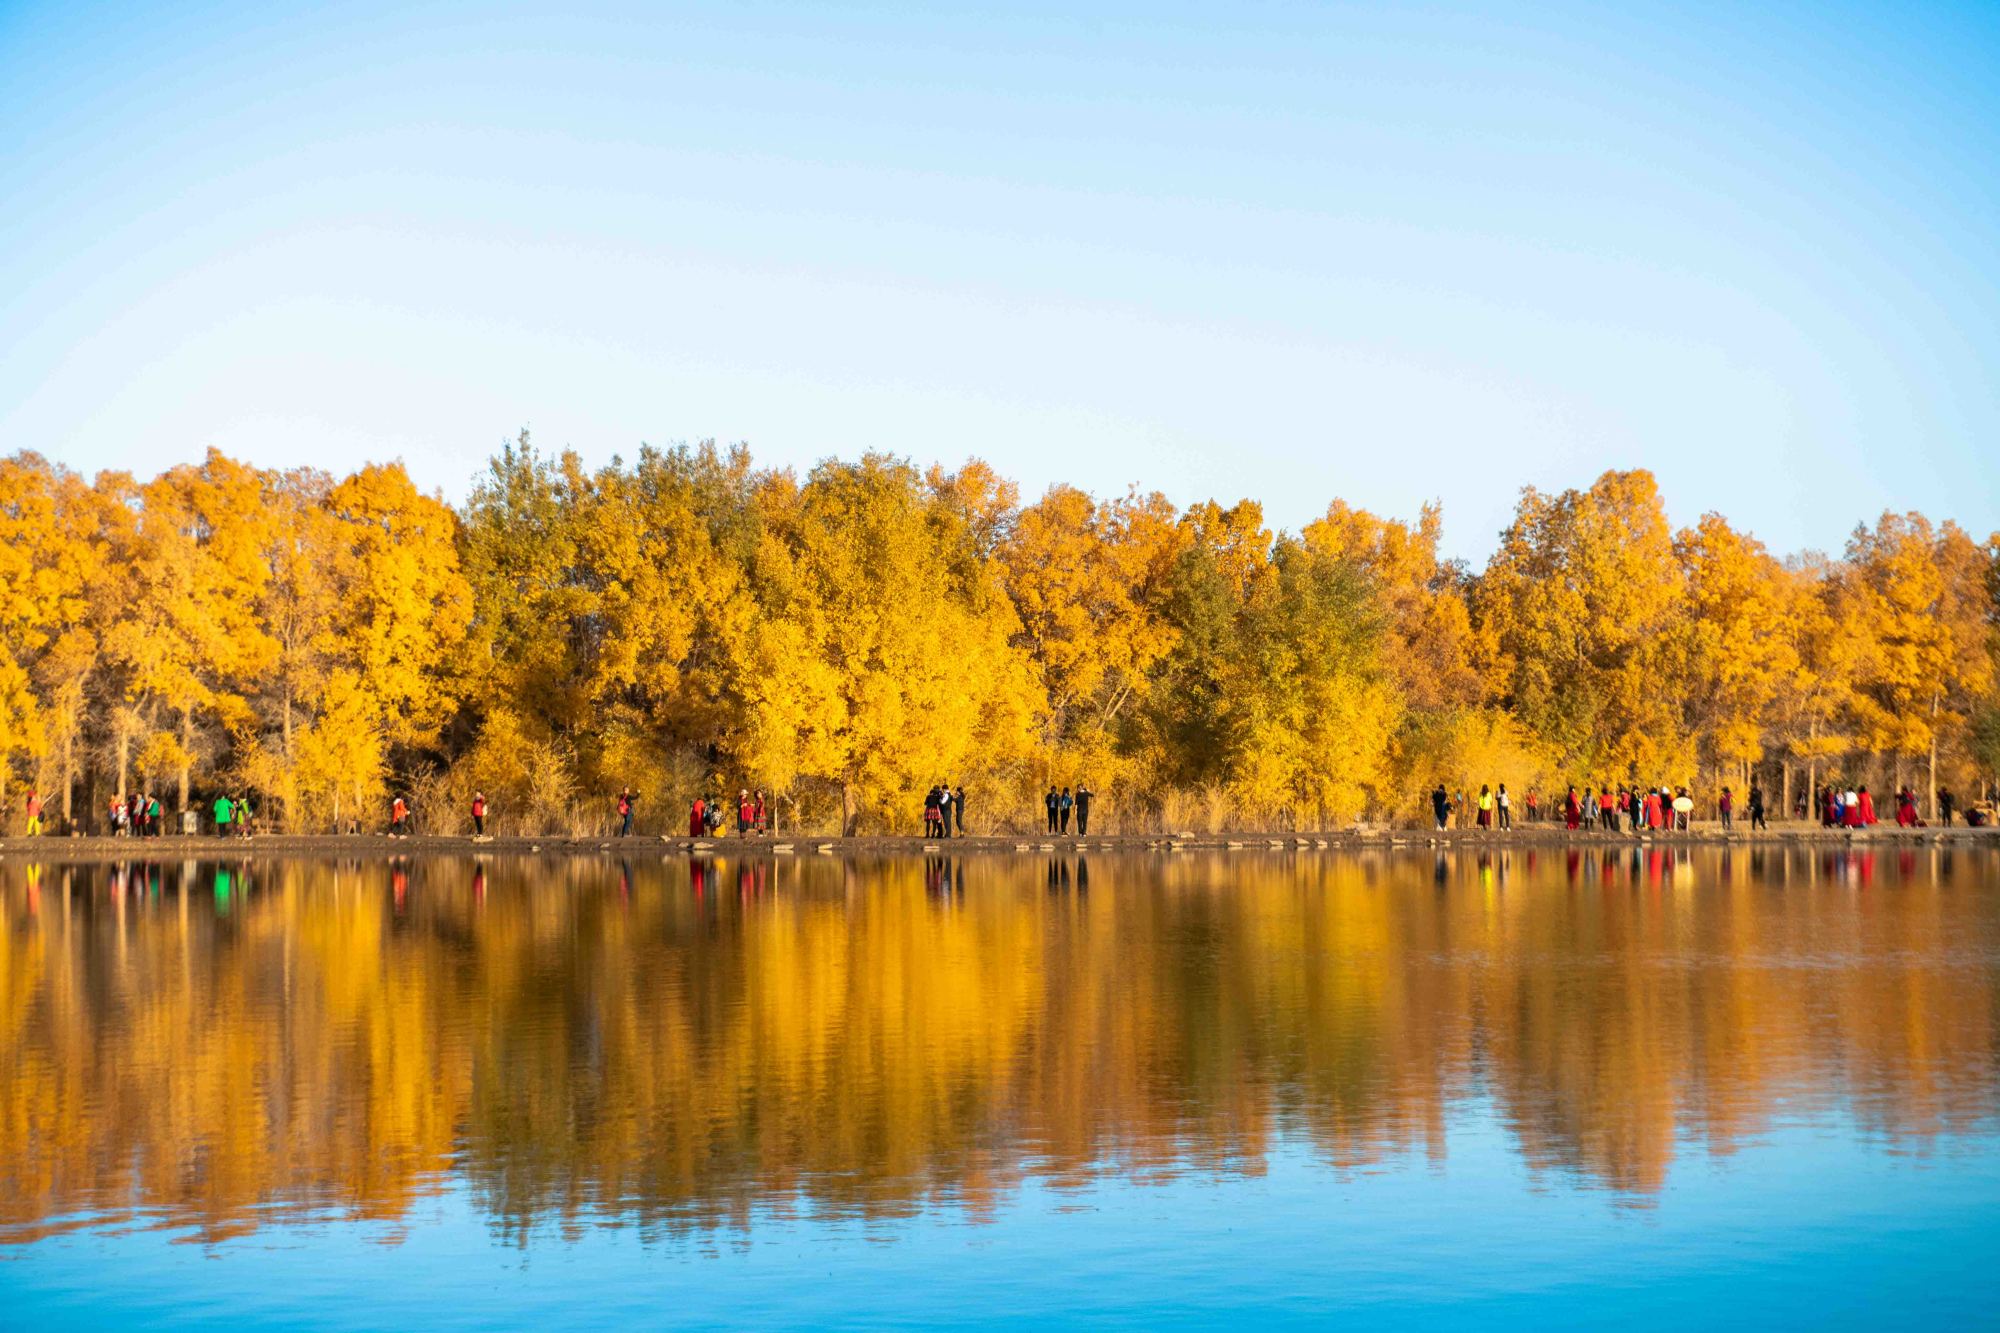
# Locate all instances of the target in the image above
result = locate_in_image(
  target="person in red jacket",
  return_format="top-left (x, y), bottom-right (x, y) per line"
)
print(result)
top-left (1857, 786), bottom-right (1878, 826)
top-left (689, 796), bottom-right (706, 837)
top-left (470, 791), bottom-right (487, 836)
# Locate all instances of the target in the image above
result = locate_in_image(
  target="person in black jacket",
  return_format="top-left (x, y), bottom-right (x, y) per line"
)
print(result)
top-left (953, 785), bottom-right (967, 835)
top-left (1074, 783), bottom-right (1094, 836)
top-left (1045, 787), bottom-right (1059, 834)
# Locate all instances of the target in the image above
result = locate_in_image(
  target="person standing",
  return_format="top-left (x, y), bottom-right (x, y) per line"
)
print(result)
top-left (953, 785), bottom-right (967, 836)
top-left (471, 791), bottom-right (487, 836)
top-left (23, 790), bottom-right (42, 836)
top-left (617, 788), bottom-right (637, 837)
top-left (1045, 786), bottom-right (1060, 834)
top-left (1748, 784), bottom-right (1767, 831)
top-left (1496, 783), bottom-right (1511, 831)
top-left (938, 784), bottom-right (955, 838)
top-left (1857, 786), bottom-right (1877, 826)
top-left (1718, 787), bottom-right (1734, 831)
top-left (1431, 783), bottom-right (1449, 831)
top-left (1563, 786), bottom-right (1581, 830)
top-left (1059, 786), bottom-right (1074, 834)
top-left (1940, 788), bottom-right (1955, 827)
top-left (147, 793), bottom-right (161, 837)
top-left (1075, 782), bottom-right (1093, 836)
top-left (753, 790), bottom-right (768, 835)
top-left (213, 793), bottom-right (234, 838)
top-left (689, 795), bottom-right (706, 837)
top-left (389, 794), bottom-right (408, 836)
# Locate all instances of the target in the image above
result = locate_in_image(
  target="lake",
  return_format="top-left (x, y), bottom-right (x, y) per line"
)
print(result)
top-left (2, 847), bottom-right (1996, 1327)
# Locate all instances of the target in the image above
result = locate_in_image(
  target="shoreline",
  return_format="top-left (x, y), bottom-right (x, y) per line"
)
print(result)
top-left (2, 824), bottom-right (1995, 865)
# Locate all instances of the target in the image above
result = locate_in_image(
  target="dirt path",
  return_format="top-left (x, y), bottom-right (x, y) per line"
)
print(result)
top-left (2, 824), bottom-right (1994, 865)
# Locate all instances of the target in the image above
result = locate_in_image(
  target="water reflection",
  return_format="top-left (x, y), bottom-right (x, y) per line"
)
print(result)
top-left (0, 849), bottom-right (1994, 1246)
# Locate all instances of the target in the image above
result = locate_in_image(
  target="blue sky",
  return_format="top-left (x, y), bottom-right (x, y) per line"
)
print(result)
top-left (2, 0), bottom-right (1995, 559)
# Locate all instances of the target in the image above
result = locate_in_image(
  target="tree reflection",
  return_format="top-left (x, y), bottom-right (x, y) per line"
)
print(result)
top-left (0, 849), bottom-right (1994, 1244)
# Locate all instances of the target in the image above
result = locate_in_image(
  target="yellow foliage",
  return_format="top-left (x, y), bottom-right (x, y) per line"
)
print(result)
top-left (1, 443), bottom-right (1996, 828)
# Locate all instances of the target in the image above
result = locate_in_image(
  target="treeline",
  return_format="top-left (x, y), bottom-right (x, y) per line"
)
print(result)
top-left (1, 438), bottom-right (1995, 834)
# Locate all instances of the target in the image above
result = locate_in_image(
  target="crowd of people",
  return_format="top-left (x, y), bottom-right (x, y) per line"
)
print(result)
top-left (1805, 784), bottom-right (1962, 829)
top-left (1429, 781), bottom-right (1771, 833)
top-left (9, 775), bottom-right (1990, 841)
top-left (1423, 779), bottom-right (2000, 833)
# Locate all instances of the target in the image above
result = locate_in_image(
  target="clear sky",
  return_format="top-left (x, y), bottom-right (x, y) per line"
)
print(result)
top-left (3, 0), bottom-right (1995, 560)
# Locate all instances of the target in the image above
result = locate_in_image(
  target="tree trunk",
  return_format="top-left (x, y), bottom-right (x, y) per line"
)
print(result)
top-left (841, 781), bottom-right (860, 837)
top-left (178, 709), bottom-right (193, 811)
top-left (60, 728), bottom-right (74, 825)
top-left (1928, 732), bottom-right (1938, 822)
top-left (1781, 761), bottom-right (1791, 823)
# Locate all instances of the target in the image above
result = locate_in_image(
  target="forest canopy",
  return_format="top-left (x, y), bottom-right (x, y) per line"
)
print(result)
top-left (2, 437), bottom-right (1995, 834)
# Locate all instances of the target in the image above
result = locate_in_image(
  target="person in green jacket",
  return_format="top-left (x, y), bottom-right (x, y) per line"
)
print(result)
top-left (213, 794), bottom-right (233, 838)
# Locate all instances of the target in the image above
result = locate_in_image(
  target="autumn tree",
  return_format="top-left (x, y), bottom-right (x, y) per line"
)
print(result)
top-left (740, 455), bottom-right (1036, 832)
top-left (1844, 514), bottom-right (1996, 808)
top-left (1676, 514), bottom-right (1798, 789)
top-left (999, 484), bottom-right (1180, 788)
top-left (1475, 471), bottom-right (1693, 779)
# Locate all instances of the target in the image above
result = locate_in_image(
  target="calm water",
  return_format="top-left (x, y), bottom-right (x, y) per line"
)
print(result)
top-left (2, 847), bottom-right (1997, 1327)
